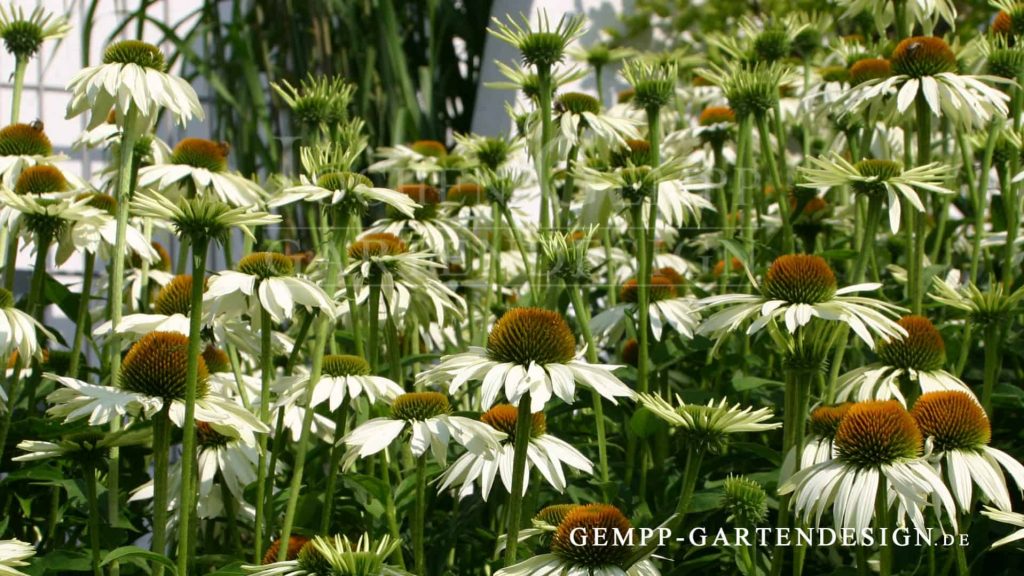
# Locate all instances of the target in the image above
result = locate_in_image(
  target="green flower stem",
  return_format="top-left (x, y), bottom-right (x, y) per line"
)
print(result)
top-left (772, 101), bottom-right (789, 190)
top-left (253, 307), bottom-right (274, 563)
top-left (826, 193), bottom-right (884, 400)
top-left (478, 202), bottom-right (501, 346)
top-left (560, 138), bottom-right (582, 228)
top-left (875, 476), bottom-right (892, 576)
top-left (175, 236), bottom-right (210, 575)
top-left (262, 313), bottom-right (314, 542)
top-left (736, 115), bottom-right (755, 258)
top-left (66, 251), bottom-right (96, 379)
top-left (631, 201), bottom-right (651, 395)
top-left (625, 444), bottom-right (704, 568)
top-left (19, 233), bottom-right (51, 410)
top-left (536, 65), bottom-right (555, 232)
top-left (757, 113), bottom-right (793, 253)
top-left (412, 454), bottom-right (428, 576)
top-left (503, 393), bottom-right (533, 566)
top-left (138, 219), bottom-right (153, 311)
top-left (151, 404), bottom-right (172, 576)
top-left (982, 322), bottom-right (1002, 415)
top-left (567, 283), bottom-right (610, 498)
top-left (84, 461), bottom-right (103, 576)
top-left (10, 55), bottom-right (27, 123)
top-left (972, 121), bottom-right (1000, 284)
top-left (771, 370), bottom-right (813, 576)
top-left (277, 213), bottom-right (349, 561)
top-left (910, 95), bottom-right (933, 314)
top-left (602, 227), bottom-right (617, 306)
top-left (105, 108), bottom-right (140, 572)
top-left (594, 64), bottom-right (605, 106)
top-left (368, 281), bottom-right (381, 371)
top-left (377, 448), bottom-right (405, 567)
top-left (501, 204), bottom-right (536, 304)
top-left (320, 409), bottom-right (350, 534)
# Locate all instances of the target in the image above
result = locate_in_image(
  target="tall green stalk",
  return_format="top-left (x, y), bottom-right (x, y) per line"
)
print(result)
top-left (910, 96), bottom-right (932, 314)
top-left (253, 307), bottom-right (274, 563)
top-left (757, 113), bottom-right (793, 253)
top-left (68, 253), bottom-right (96, 379)
top-left (536, 65), bottom-right (555, 232)
top-left (277, 209), bottom-right (347, 560)
top-left (10, 56), bottom-right (27, 124)
top-left (503, 394), bottom-right (533, 566)
top-left (567, 284), bottom-right (610, 497)
top-left (84, 462), bottom-right (103, 576)
top-left (175, 237), bottom-right (211, 575)
top-left (982, 323), bottom-right (1002, 414)
top-left (150, 405), bottom-right (172, 576)
top-left (412, 454), bottom-right (428, 575)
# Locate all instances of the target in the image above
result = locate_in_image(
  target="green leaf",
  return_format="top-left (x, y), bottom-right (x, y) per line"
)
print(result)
top-left (101, 546), bottom-right (177, 575)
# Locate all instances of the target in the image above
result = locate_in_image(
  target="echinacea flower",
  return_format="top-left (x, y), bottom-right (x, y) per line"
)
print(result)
top-left (782, 403), bottom-right (851, 480)
top-left (697, 254), bottom-right (907, 348)
top-left (911, 391), bottom-right (1024, 512)
top-left (553, 91), bottom-right (641, 148)
top-left (276, 353), bottom-right (402, 412)
top-left (981, 506), bottom-right (1024, 549)
top-left (590, 274), bottom-right (700, 342)
top-left (0, 122), bottom-right (62, 187)
top-left (95, 274), bottom-right (205, 338)
top-left (839, 36), bottom-right (1009, 129)
top-left (929, 269), bottom-right (1024, 326)
top-left (130, 188), bottom-right (280, 243)
top-left (835, 315), bottom-right (974, 403)
top-left (798, 155), bottom-right (953, 233)
top-left (271, 74), bottom-right (354, 130)
top-left (496, 504), bottom-right (660, 576)
top-left (244, 533), bottom-right (410, 576)
top-left (437, 404), bottom-right (592, 500)
top-left (489, 11), bottom-right (585, 70)
top-left (368, 139), bottom-right (457, 180)
top-left (204, 252), bottom-right (336, 324)
top-left (138, 138), bottom-right (264, 207)
top-left (696, 61), bottom-right (797, 119)
top-left (0, 539), bottom-right (34, 576)
top-left (780, 400), bottom-right (958, 540)
top-left (67, 40), bottom-right (203, 130)
top-left (366, 183), bottom-right (482, 255)
top-left (0, 183), bottom-right (105, 262)
top-left (639, 393), bottom-right (780, 452)
top-left (272, 142), bottom-right (418, 217)
top-left (0, 286), bottom-right (52, 361)
top-left (13, 428), bottom-right (149, 462)
top-left (420, 307), bottom-right (636, 412)
top-left (341, 391), bottom-right (501, 468)
top-left (344, 232), bottom-right (464, 325)
top-left (836, 0), bottom-right (955, 33)
top-left (721, 475), bottom-right (769, 526)
top-left (0, 5), bottom-right (70, 61)
top-left (130, 421), bottom-right (259, 520)
top-left (46, 331), bottom-right (267, 443)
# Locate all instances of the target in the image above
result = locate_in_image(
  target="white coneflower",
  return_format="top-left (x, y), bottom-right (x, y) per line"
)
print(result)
top-left (67, 40), bottom-right (202, 130)
top-left (0, 5), bottom-right (69, 61)
top-left (276, 354), bottom-right (402, 412)
top-left (437, 404), bottom-right (592, 500)
top-left (0, 287), bottom-right (51, 361)
top-left (138, 138), bottom-right (264, 207)
top-left (343, 232), bottom-right (465, 325)
top-left (781, 403), bottom-right (851, 481)
top-left (130, 188), bottom-right (279, 243)
top-left (129, 420), bottom-right (259, 520)
top-left (243, 534), bottom-right (410, 576)
top-left (981, 507), bottom-right (1024, 549)
top-left (640, 393), bottom-right (780, 452)
top-left (489, 10), bottom-right (585, 71)
top-left (496, 504), bottom-right (660, 576)
top-left (0, 123), bottom-right (63, 187)
top-left (836, 315), bottom-right (974, 403)
top-left (63, 192), bottom-right (158, 265)
top-left (95, 274), bottom-right (206, 338)
top-left (204, 252), bottom-right (336, 325)
top-left (798, 155), bottom-right (953, 233)
top-left (836, 0), bottom-right (956, 32)
top-left (420, 307), bottom-right (635, 412)
top-left (13, 428), bottom-right (149, 462)
top-left (780, 400), bottom-right (958, 540)
top-left (365, 183), bottom-right (483, 255)
top-left (341, 391), bottom-right (501, 468)
top-left (911, 391), bottom-right (1024, 512)
top-left (46, 331), bottom-right (267, 443)
top-left (839, 36), bottom-right (1009, 129)
top-left (698, 254), bottom-right (907, 348)
top-left (590, 273), bottom-right (699, 342)
top-left (0, 539), bottom-right (34, 576)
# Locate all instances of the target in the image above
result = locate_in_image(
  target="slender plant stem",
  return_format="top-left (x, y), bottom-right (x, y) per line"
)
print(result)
top-left (10, 56), bottom-right (27, 124)
top-left (412, 454), bottom-right (428, 576)
top-left (972, 120), bottom-right (1000, 284)
top-left (910, 95), bottom-right (932, 313)
top-left (68, 252), bottom-right (96, 379)
top-left (567, 284), bottom-right (610, 497)
top-left (982, 323), bottom-right (1001, 415)
top-left (151, 405), bottom-right (172, 576)
top-left (253, 307), bottom-right (274, 563)
top-left (501, 205), bottom-right (536, 302)
top-left (503, 394), bottom-right (533, 566)
top-left (84, 462), bottom-right (103, 576)
top-left (377, 448), bottom-right (405, 567)
top-left (536, 65), bottom-right (555, 232)
top-left (875, 476), bottom-right (892, 576)
top-left (175, 237), bottom-right (210, 575)
top-left (631, 202), bottom-right (651, 395)
top-left (757, 113), bottom-right (793, 253)
top-left (277, 209), bottom-right (347, 560)
top-left (320, 408), bottom-right (349, 534)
